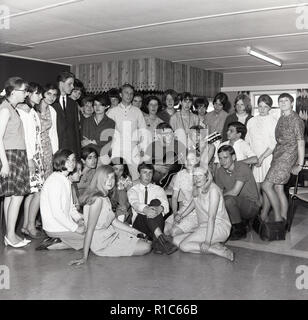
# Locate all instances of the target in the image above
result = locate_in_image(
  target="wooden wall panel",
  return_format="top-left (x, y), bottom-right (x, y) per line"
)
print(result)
top-left (73, 57), bottom-right (222, 97)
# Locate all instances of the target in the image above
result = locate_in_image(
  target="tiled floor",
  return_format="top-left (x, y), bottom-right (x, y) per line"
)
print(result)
top-left (228, 206), bottom-right (308, 259)
top-left (1, 206), bottom-right (308, 300)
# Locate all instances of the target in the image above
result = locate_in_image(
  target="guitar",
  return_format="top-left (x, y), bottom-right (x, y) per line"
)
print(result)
top-left (154, 131), bottom-right (222, 189)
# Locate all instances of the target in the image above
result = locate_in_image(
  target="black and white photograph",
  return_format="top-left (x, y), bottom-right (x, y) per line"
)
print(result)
top-left (1, 0), bottom-right (308, 304)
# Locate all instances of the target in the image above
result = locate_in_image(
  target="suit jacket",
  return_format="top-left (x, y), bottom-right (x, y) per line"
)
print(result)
top-left (52, 96), bottom-right (81, 157)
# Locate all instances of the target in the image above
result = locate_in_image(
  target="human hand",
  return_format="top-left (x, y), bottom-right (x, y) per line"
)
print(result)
top-left (174, 214), bottom-right (182, 223)
top-left (0, 162), bottom-right (9, 178)
top-left (256, 157), bottom-right (264, 167)
top-left (200, 242), bottom-right (210, 253)
top-left (76, 224), bottom-right (85, 234)
top-left (291, 165), bottom-right (303, 176)
top-left (143, 206), bottom-right (158, 218)
top-left (69, 257), bottom-right (87, 266)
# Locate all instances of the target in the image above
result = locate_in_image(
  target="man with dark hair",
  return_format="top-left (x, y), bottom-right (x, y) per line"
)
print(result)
top-left (215, 145), bottom-right (260, 240)
top-left (127, 162), bottom-right (177, 254)
top-left (215, 121), bottom-right (257, 165)
top-left (143, 122), bottom-right (186, 188)
top-left (52, 71), bottom-right (81, 157)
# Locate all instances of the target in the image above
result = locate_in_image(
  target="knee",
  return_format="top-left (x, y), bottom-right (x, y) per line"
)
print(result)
top-left (179, 240), bottom-right (189, 252)
top-left (136, 240), bottom-right (152, 255)
top-left (261, 181), bottom-right (270, 192)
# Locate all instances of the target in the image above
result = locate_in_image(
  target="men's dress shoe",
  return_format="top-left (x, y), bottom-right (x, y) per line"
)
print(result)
top-left (156, 234), bottom-right (178, 255)
top-left (228, 224), bottom-right (247, 241)
top-left (36, 237), bottom-right (61, 250)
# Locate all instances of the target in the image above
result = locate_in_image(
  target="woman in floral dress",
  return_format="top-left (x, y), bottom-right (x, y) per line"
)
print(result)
top-left (37, 84), bottom-right (59, 178)
top-left (262, 93), bottom-right (305, 223)
top-left (18, 83), bottom-right (45, 238)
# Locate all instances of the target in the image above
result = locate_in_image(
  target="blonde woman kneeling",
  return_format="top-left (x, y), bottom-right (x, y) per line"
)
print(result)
top-left (70, 165), bottom-right (151, 265)
top-left (173, 166), bottom-right (234, 261)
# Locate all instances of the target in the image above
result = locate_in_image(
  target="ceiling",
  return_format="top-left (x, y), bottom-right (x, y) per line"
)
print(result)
top-left (1, 0), bottom-right (308, 75)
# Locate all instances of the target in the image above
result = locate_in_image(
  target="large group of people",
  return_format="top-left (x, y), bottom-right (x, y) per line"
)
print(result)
top-left (0, 71), bottom-right (306, 264)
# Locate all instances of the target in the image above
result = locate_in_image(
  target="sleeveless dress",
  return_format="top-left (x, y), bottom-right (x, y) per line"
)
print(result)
top-left (265, 111), bottom-right (305, 184)
top-left (83, 196), bottom-right (139, 256)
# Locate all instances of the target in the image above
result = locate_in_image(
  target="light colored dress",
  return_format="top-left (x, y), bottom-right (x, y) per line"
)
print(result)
top-left (18, 107), bottom-right (45, 193)
top-left (83, 196), bottom-right (139, 256)
top-left (173, 169), bottom-right (198, 232)
top-left (191, 183), bottom-right (231, 244)
top-left (246, 114), bottom-right (277, 183)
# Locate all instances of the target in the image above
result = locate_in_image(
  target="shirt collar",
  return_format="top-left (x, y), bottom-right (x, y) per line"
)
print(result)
top-left (119, 103), bottom-right (132, 110)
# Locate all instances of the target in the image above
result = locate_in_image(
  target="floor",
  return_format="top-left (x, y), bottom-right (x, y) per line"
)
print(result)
top-left (1, 206), bottom-right (308, 300)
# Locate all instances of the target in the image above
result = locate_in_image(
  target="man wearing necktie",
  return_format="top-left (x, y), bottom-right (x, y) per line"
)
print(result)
top-left (52, 71), bottom-right (81, 157)
top-left (128, 163), bottom-right (178, 255)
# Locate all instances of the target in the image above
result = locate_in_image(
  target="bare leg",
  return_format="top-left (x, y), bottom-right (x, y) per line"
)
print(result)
top-left (172, 233), bottom-right (191, 247)
top-left (27, 192), bottom-right (41, 234)
top-left (275, 184), bottom-right (288, 220)
top-left (262, 181), bottom-right (282, 221)
top-left (260, 190), bottom-right (271, 222)
top-left (22, 193), bottom-right (33, 230)
top-left (6, 195), bottom-right (24, 243)
top-left (3, 196), bottom-right (11, 225)
top-left (132, 239), bottom-right (152, 256)
top-left (201, 243), bottom-right (234, 261)
top-left (170, 225), bottom-right (185, 237)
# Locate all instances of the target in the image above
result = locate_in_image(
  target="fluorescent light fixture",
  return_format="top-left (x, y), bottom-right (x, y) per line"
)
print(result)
top-left (2, 0), bottom-right (84, 20)
top-left (247, 46), bottom-right (282, 67)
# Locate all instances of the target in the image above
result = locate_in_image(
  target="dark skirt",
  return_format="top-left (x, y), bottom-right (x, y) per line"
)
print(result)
top-left (0, 149), bottom-right (30, 197)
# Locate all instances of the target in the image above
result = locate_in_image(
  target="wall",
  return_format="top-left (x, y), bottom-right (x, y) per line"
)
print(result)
top-left (0, 55), bottom-right (71, 88)
top-left (72, 57), bottom-right (223, 97)
top-left (223, 69), bottom-right (308, 89)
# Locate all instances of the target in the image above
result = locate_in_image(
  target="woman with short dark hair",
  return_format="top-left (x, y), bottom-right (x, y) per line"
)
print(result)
top-left (0, 77), bottom-right (31, 248)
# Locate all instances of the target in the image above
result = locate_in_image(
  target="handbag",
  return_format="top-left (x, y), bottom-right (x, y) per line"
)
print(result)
top-left (253, 215), bottom-right (286, 241)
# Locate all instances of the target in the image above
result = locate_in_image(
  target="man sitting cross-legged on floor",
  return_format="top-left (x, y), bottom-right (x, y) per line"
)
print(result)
top-left (172, 166), bottom-right (234, 261)
top-left (127, 162), bottom-right (177, 254)
top-left (215, 145), bottom-right (260, 240)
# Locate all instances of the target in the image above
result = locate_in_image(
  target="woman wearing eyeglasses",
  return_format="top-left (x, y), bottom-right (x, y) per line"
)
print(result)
top-left (169, 92), bottom-right (199, 147)
top-left (0, 77), bottom-right (31, 248)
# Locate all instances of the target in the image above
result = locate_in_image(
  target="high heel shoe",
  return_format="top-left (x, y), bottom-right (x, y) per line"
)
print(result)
top-left (4, 236), bottom-right (30, 248)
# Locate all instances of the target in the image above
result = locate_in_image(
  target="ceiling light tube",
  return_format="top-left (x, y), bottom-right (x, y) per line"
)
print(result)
top-left (247, 46), bottom-right (282, 67)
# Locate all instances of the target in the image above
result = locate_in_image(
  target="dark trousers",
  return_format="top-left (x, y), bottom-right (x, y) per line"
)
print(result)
top-left (224, 195), bottom-right (260, 224)
top-left (133, 213), bottom-right (165, 241)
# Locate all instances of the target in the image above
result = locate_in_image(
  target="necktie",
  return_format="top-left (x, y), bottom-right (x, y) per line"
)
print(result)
top-left (62, 96), bottom-right (66, 111)
top-left (144, 186), bottom-right (148, 204)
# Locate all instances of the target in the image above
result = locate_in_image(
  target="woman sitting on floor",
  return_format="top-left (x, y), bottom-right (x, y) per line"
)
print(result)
top-left (38, 149), bottom-right (85, 250)
top-left (173, 166), bottom-right (234, 261)
top-left (69, 165), bottom-right (151, 265)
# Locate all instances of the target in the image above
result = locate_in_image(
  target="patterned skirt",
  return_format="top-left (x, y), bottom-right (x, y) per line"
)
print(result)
top-left (0, 149), bottom-right (31, 197)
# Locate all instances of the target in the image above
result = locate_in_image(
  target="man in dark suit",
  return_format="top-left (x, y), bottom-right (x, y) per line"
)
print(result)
top-left (52, 71), bottom-right (81, 157)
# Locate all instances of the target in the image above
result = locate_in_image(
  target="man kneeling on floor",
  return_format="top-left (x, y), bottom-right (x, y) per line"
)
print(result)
top-left (127, 162), bottom-right (177, 254)
top-left (215, 145), bottom-right (260, 240)
top-left (172, 166), bottom-right (234, 261)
